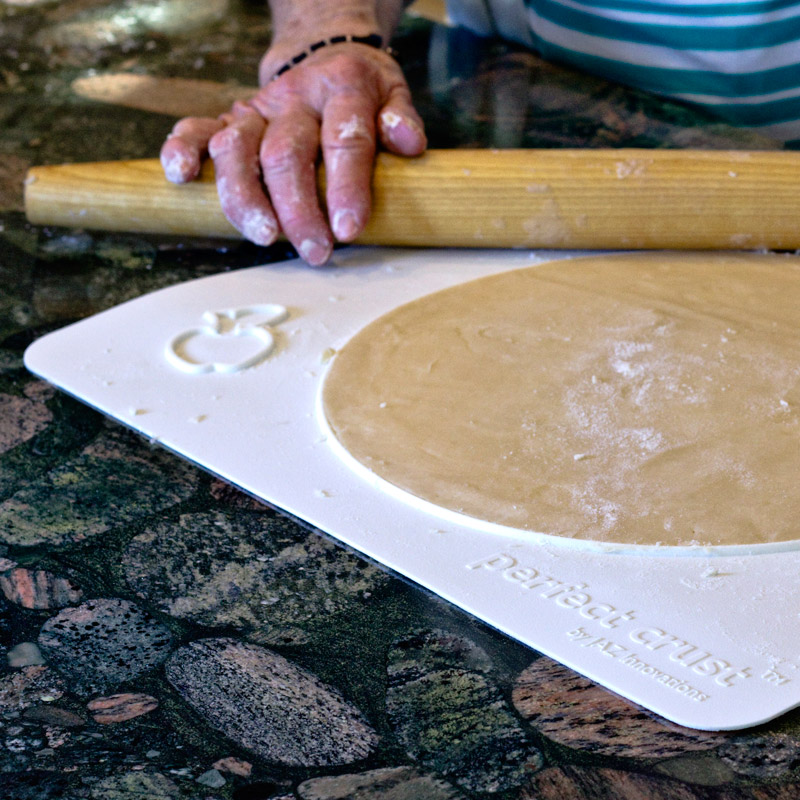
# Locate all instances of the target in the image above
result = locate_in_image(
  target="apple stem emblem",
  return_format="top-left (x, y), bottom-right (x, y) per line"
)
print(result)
top-left (165, 304), bottom-right (289, 374)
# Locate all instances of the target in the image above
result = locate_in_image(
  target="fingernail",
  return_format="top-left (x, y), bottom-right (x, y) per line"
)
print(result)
top-left (380, 110), bottom-right (403, 130)
top-left (240, 210), bottom-right (278, 246)
top-left (381, 109), bottom-right (423, 136)
top-left (299, 238), bottom-right (332, 266)
top-left (161, 151), bottom-right (193, 183)
top-left (332, 209), bottom-right (359, 241)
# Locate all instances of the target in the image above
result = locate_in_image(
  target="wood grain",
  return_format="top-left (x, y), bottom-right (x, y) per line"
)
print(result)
top-left (24, 149), bottom-right (800, 250)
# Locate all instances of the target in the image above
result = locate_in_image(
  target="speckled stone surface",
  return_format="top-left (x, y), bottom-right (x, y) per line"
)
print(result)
top-left (1, 1), bottom-right (800, 798)
top-left (387, 629), bottom-right (496, 683)
top-left (166, 637), bottom-right (379, 767)
top-left (87, 693), bottom-right (159, 724)
top-left (386, 630), bottom-right (543, 794)
top-left (124, 510), bottom-right (388, 643)
top-left (297, 766), bottom-right (466, 800)
top-left (0, 665), bottom-right (66, 713)
top-left (38, 598), bottom-right (174, 696)
top-left (512, 656), bottom-right (729, 759)
top-left (0, 391), bottom-right (53, 453)
top-left (522, 765), bottom-right (800, 800)
top-left (0, 424), bottom-right (200, 547)
top-left (1, 566), bottom-right (83, 609)
top-left (87, 770), bottom-right (184, 800)
top-left (718, 734), bottom-right (800, 780)
top-left (653, 753), bottom-right (738, 787)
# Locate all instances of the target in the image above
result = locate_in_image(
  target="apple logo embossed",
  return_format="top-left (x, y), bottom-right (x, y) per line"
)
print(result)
top-left (165, 304), bottom-right (289, 375)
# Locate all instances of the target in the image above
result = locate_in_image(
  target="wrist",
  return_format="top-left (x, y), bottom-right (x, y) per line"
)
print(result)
top-left (273, 34), bottom-right (396, 83)
top-left (270, 3), bottom-right (382, 43)
top-left (265, 1), bottom-right (403, 59)
top-left (262, 0), bottom-right (405, 84)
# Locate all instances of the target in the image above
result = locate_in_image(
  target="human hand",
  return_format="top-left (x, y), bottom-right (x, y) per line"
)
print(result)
top-left (160, 41), bottom-right (426, 265)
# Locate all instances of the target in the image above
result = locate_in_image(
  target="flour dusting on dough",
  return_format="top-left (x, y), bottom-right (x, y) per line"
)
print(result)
top-left (322, 253), bottom-right (800, 548)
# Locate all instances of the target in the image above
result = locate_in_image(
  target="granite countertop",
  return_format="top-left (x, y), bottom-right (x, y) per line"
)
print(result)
top-left (1, 1), bottom-right (798, 799)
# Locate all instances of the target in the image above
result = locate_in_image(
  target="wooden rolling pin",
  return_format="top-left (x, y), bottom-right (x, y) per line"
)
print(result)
top-left (23, 149), bottom-right (800, 250)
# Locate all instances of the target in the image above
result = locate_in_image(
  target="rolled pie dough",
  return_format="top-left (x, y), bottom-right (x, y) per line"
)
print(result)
top-left (321, 253), bottom-right (800, 547)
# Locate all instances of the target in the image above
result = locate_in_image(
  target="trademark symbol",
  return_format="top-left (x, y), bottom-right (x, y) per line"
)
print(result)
top-left (762, 669), bottom-right (791, 686)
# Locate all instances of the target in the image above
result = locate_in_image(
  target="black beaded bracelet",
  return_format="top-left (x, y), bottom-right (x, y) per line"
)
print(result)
top-left (271, 33), bottom-right (390, 80)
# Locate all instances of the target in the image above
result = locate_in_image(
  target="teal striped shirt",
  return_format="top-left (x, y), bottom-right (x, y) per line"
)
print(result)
top-left (446, 0), bottom-right (800, 142)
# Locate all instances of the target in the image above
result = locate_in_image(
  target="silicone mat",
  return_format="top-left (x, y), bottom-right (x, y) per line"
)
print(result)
top-left (24, 247), bottom-right (800, 730)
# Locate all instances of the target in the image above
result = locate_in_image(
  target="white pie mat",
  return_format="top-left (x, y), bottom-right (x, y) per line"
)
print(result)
top-left (23, 246), bottom-right (800, 731)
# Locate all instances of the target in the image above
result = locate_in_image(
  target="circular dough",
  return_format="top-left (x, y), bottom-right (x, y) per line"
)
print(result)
top-left (321, 253), bottom-right (800, 548)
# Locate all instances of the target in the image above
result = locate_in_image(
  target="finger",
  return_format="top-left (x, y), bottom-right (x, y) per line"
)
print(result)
top-left (377, 87), bottom-right (427, 157)
top-left (208, 107), bottom-right (279, 247)
top-left (320, 100), bottom-right (377, 243)
top-left (260, 108), bottom-right (333, 266)
top-left (160, 117), bottom-right (224, 183)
